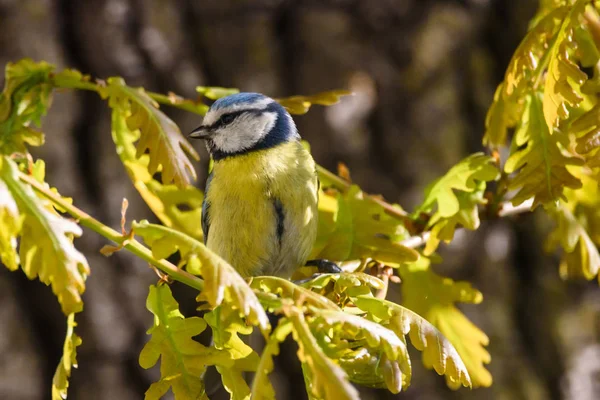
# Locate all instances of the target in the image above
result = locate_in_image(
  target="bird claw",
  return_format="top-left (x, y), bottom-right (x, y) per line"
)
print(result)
top-left (305, 259), bottom-right (342, 274)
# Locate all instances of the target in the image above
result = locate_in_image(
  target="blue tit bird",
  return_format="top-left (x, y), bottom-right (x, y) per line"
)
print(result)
top-left (189, 92), bottom-right (339, 279)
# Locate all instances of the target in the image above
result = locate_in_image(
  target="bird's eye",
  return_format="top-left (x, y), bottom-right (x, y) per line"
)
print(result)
top-left (220, 114), bottom-right (235, 125)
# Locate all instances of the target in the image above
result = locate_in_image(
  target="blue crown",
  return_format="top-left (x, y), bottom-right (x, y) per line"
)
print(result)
top-left (211, 92), bottom-right (268, 110)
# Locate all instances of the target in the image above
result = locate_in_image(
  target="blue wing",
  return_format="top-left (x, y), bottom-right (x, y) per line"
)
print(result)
top-left (202, 172), bottom-right (213, 244)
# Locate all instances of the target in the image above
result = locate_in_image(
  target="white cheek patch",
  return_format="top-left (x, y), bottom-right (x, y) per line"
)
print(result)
top-left (211, 112), bottom-right (278, 153)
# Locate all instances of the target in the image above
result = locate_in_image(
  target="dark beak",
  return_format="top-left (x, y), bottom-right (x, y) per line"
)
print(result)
top-left (188, 125), bottom-right (211, 139)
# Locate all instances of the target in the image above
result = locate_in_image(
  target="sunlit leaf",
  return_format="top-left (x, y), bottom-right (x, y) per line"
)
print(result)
top-left (105, 77), bottom-right (199, 187)
top-left (543, 0), bottom-right (595, 130)
top-left (398, 256), bottom-right (491, 388)
top-left (415, 153), bottom-right (499, 218)
top-left (505, 94), bottom-right (583, 208)
top-left (0, 59), bottom-right (53, 154)
top-left (354, 296), bottom-right (471, 389)
top-left (112, 104), bottom-right (203, 239)
top-left (250, 276), bottom-right (341, 311)
top-left (0, 168), bottom-right (21, 270)
top-left (484, 6), bottom-right (569, 147)
top-left (140, 285), bottom-right (228, 400)
top-left (196, 86), bottom-right (240, 100)
top-left (1, 156), bottom-right (89, 315)
top-left (133, 221), bottom-right (269, 333)
top-left (285, 306), bottom-right (359, 400)
top-left (548, 203), bottom-right (600, 281)
top-left (414, 153), bottom-right (499, 254)
top-left (311, 185), bottom-right (418, 264)
top-left (276, 90), bottom-right (352, 115)
top-left (51, 313), bottom-right (81, 400)
top-left (308, 309), bottom-right (412, 393)
top-left (204, 307), bottom-right (260, 400)
top-left (546, 168), bottom-right (600, 281)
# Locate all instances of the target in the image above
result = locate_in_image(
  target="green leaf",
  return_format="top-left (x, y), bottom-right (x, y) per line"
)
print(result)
top-left (308, 309), bottom-right (412, 393)
top-left (353, 296), bottom-right (472, 390)
top-left (424, 183), bottom-right (488, 255)
top-left (196, 86), bottom-right (240, 100)
top-left (484, 6), bottom-right (569, 147)
top-left (105, 77), bottom-right (200, 187)
top-left (543, 0), bottom-right (595, 130)
top-left (51, 313), bottom-right (81, 400)
top-left (414, 153), bottom-right (499, 254)
top-left (1, 156), bottom-right (89, 315)
top-left (299, 272), bottom-right (385, 307)
top-left (204, 307), bottom-right (259, 400)
top-left (0, 59), bottom-right (53, 154)
top-left (276, 90), bottom-right (352, 115)
top-left (250, 276), bottom-right (341, 311)
top-left (548, 203), bottom-right (600, 281)
top-left (286, 307), bottom-right (360, 400)
top-left (111, 101), bottom-right (204, 239)
top-left (132, 221), bottom-right (270, 333)
top-left (0, 169), bottom-right (21, 270)
top-left (546, 168), bottom-right (600, 281)
top-left (140, 284), bottom-right (225, 400)
top-left (311, 185), bottom-right (418, 265)
top-left (398, 257), bottom-right (491, 388)
top-left (415, 153), bottom-right (499, 218)
top-left (505, 93), bottom-right (583, 208)
top-left (251, 320), bottom-right (293, 400)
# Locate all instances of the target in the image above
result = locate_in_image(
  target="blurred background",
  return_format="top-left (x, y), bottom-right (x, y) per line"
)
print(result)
top-left (1, 0), bottom-right (600, 399)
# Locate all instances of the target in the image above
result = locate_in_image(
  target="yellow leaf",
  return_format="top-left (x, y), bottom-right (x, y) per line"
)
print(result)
top-left (308, 309), bottom-right (412, 393)
top-left (106, 77), bottom-right (199, 187)
top-left (312, 185), bottom-right (418, 264)
top-left (1, 156), bottom-right (89, 315)
top-left (0, 59), bottom-right (53, 154)
top-left (276, 90), bottom-right (352, 115)
top-left (546, 168), bottom-right (600, 282)
top-left (51, 313), bottom-right (81, 400)
top-left (286, 307), bottom-right (360, 400)
top-left (414, 153), bottom-right (499, 254)
top-left (140, 285), bottom-right (229, 400)
top-left (354, 296), bottom-right (472, 390)
top-left (133, 220), bottom-right (270, 333)
top-left (484, 6), bottom-right (568, 147)
top-left (112, 101), bottom-right (203, 240)
top-left (505, 93), bottom-right (583, 208)
top-left (0, 169), bottom-right (21, 270)
top-left (399, 257), bottom-right (491, 388)
top-left (543, 0), bottom-right (594, 130)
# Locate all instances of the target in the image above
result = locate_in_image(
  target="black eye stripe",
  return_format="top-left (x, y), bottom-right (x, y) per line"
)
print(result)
top-left (208, 109), bottom-right (266, 130)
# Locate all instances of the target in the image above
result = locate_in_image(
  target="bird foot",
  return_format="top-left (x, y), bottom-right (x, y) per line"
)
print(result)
top-left (304, 259), bottom-right (342, 274)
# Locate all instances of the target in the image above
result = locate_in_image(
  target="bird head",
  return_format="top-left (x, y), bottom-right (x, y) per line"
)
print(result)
top-left (188, 93), bottom-right (299, 160)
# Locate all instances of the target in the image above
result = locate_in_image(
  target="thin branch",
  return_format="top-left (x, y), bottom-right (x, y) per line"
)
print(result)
top-left (498, 198), bottom-right (534, 217)
top-left (51, 73), bottom-right (209, 115)
top-left (19, 173), bottom-right (205, 292)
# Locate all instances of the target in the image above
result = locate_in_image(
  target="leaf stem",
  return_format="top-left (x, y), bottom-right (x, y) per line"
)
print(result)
top-left (18, 173), bottom-right (205, 291)
top-left (51, 73), bottom-right (208, 114)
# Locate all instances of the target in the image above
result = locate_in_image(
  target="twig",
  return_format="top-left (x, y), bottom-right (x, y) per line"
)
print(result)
top-left (497, 198), bottom-right (534, 217)
top-left (19, 173), bottom-right (205, 292)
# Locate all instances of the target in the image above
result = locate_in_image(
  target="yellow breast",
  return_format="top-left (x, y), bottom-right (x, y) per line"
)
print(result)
top-left (204, 141), bottom-right (318, 277)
